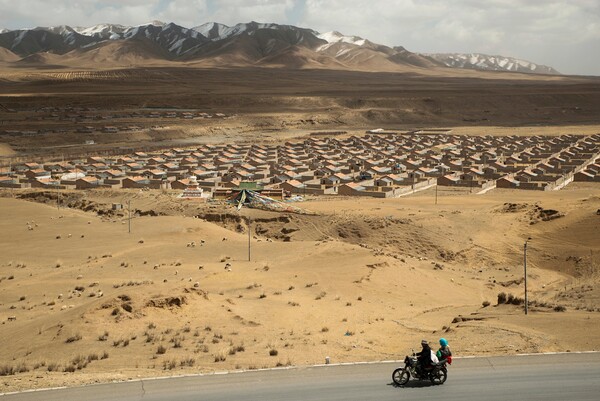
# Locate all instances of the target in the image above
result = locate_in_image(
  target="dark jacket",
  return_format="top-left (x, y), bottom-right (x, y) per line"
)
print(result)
top-left (417, 344), bottom-right (432, 366)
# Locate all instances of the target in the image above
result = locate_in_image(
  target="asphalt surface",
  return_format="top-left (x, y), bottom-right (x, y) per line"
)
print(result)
top-left (3, 353), bottom-right (600, 401)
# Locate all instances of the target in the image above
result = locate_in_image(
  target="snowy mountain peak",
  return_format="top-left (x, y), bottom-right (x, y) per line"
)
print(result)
top-left (318, 31), bottom-right (366, 46)
top-left (191, 21), bottom-right (312, 42)
top-left (147, 20), bottom-right (166, 27)
top-left (34, 25), bottom-right (77, 35)
top-left (426, 52), bottom-right (559, 75)
top-left (74, 23), bottom-right (128, 39)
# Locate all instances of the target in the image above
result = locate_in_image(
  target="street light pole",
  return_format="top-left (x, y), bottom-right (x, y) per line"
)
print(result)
top-left (524, 237), bottom-right (532, 315)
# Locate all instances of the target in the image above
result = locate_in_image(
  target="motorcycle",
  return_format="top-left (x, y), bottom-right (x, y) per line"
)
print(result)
top-left (392, 354), bottom-right (448, 386)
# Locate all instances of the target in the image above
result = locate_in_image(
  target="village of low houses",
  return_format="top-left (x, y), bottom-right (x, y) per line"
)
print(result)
top-left (1, 129), bottom-right (600, 201)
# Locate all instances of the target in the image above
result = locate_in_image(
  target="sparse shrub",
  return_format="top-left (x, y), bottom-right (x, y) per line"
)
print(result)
top-left (65, 334), bottom-right (82, 343)
top-left (321, 327), bottom-right (329, 333)
top-left (511, 296), bottom-right (524, 305)
top-left (554, 305), bottom-right (567, 312)
top-left (269, 349), bottom-right (278, 356)
top-left (87, 353), bottom-right (99, 362)
top-left (157, 345), bottom-right (167, 354)
top-left (101, 351), bottom-right (109, 359)
top-left (148, 322), bottom-right (156, 329)
top-left (0, 365), bottom-right (15, 376)
top-left (482, 301), bottom-right (491, 308)
top-left (315, 291), bottom-right (326, 300)
top-left (47, 362), bottom-right (59, 372)
top-left (71, 355), bottom-right (88, 370)
top-left (163, 359), bottom-right (177, 370)
top-left (497, 292), bottom-right (507, 304)
top-left (214, 351), bottom-right (227, 362)
top-left (259, 293), bottom-right (267, 299)
top-left (180, 358), bottom-right (195, 367)
top-left (64, 365), bottom-right (76, 373)
top-left (98, 331), bottom-right (109, 341)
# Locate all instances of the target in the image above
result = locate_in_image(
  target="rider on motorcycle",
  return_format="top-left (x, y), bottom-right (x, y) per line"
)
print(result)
top-left (416, 340), bottom-right (432, 376)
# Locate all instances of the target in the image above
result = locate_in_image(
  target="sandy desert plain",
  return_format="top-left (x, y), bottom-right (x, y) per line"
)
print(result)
top-left (0, 63), bottom-right (599, 392)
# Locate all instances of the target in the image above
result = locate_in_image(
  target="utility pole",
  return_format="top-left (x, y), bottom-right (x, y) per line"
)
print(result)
top-left (247, 215), bottom-right (251, 262)
top-left (524, 237), bottom-right (532, 315)
top-left (128, 200), bottom-right (131, 234)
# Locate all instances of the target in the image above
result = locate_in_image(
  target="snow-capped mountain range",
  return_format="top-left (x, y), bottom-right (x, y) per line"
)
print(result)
top-left (0, 21), bottom-right (559, 74)
top-left (426, 53), bottom-right (559, 75)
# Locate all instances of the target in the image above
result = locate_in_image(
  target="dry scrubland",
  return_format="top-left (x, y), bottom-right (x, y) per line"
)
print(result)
top-left (0, 183), bottom-right (599, 392)
top-left (1, 66), bottom-right (600, 157)
top-left (0, 65), bottom-right (600, 392)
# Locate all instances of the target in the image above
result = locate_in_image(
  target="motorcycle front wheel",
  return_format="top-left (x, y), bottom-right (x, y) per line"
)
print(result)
top-left (392, 367), bottom-right (410, 385)
top-left (429, 367), bottom-right (447, 385)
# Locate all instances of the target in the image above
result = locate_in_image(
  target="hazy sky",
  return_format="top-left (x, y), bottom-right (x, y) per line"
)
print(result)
top-left (1, 0), bottom-right (598, 75)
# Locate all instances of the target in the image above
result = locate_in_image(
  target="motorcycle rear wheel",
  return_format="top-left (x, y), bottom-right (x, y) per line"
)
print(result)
top-left (392, 368), bottom-right (410, 385)
top-left (429, 367), bottom-right (447, 385)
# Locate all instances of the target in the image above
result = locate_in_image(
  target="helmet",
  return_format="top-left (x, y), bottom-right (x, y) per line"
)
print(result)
top-left (421, 339), bottom-right (428, 346)
top-left (439, 338), bottom-right (448, 347)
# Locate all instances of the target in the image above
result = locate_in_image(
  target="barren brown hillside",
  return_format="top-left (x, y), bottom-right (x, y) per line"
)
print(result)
top-left (0, 183), bottom-right (598, 392)
top-left (1, 66), bottom-right (599, 158)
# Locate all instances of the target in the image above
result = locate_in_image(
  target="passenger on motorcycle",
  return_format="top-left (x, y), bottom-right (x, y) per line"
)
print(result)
top-left (436, 338), bottom-right (452, 364)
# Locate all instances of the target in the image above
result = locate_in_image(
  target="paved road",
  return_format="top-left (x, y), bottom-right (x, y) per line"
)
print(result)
top-left (4, 353), bottom-right (600, 401)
